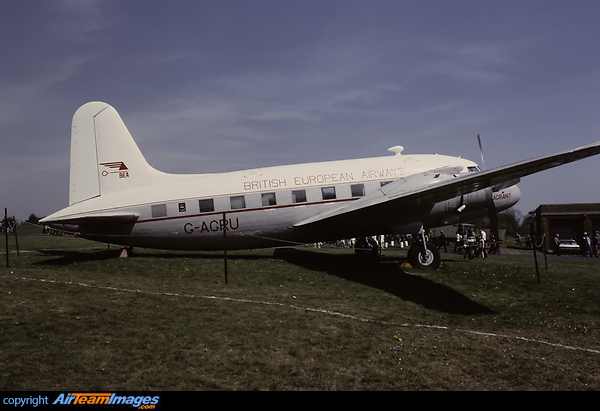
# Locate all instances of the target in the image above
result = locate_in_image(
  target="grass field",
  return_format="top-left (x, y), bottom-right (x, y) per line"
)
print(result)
top-left (1, 226), bottom-right (599, 390)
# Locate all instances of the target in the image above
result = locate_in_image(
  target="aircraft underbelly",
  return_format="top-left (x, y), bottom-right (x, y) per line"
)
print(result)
top-left (81, 202), bottom-right (347, 250)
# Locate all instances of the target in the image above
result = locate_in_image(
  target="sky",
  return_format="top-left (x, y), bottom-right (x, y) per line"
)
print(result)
top-left (1, 0), bottom-right (599, 223)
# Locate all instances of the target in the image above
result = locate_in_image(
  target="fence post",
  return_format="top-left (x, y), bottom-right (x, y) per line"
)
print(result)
top-left (223, 212), bottom-right (228, 284)
top-left (4, 208), bottom-right (9, 268)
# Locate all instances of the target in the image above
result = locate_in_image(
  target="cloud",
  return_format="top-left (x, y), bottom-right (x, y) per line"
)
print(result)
top-left (2, 1), bottom-right (600, 222)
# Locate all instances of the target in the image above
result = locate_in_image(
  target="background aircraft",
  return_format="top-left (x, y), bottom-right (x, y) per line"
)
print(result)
top-left (41, 102), bottom-right (600, 268)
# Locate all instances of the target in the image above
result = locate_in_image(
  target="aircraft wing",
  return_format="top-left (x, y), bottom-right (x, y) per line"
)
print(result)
top-left (293, 139), bottom-right (600, 228)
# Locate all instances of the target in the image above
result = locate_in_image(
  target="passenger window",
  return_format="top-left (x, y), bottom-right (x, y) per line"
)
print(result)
top-left (261, 192), bottom-right (277, 206)
top-left (230, 195), bottom-right (246, 210)
top-left (351, 184), bottom-right (365, 197)
top-left (292, 190), bottom-right (307, 203)
top-left (199, 199), bottom-right (215, 213)
top-left (321, 187), bottom-right (336, 200)
top-left (178, 202), bottom-right (186, 212)
top-left (151, 204), bottom-right (167, 218)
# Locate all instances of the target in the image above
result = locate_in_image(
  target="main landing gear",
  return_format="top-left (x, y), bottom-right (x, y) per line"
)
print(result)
top-left (353, 232), bottom-right (441, 269)
top-left (406, 228), bottom-right (440, 268)
top-left (407, 240), bottom-right (440, 268)
top-left (354, 237), bottom-right (380, 258)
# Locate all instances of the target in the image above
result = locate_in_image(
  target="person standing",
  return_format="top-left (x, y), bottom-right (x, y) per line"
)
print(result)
top-left (439, 231), bottom-right (447, 252)
top-left (583, 232), bottom-right (593, 257)
top-left (455, 230), bottom-right (461, 253)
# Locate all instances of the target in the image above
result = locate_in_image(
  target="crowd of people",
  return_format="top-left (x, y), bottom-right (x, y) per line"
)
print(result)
top-left (553, 231), bottom-right (599, 257)
top-left (317, 229), bottom-right (500, 260)
top-left (0, 219), bottom-right (16, 233)
top-left (442, 228), bottom-right (500, 260)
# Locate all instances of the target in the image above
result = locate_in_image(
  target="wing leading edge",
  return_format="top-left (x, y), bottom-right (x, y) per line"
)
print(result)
top-left (293, 139), bottom-right (600, 228)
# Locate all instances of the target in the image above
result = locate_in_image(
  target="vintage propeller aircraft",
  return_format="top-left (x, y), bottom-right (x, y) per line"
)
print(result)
top-left (41, 102), bottom-right (600, 268)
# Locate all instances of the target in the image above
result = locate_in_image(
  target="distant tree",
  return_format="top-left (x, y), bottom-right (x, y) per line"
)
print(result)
top-left (497, 209), bottom-right (523, 237)
top-left (27, 213), bottom-right (40, 224)
top-left (520, 210), bottom-right (537, 234)
top-left (477, 208), bottom-right (523, 237)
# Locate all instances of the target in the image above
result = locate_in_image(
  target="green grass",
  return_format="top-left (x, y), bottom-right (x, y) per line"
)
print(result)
top-left (1, 227), bottom-right (599, 390)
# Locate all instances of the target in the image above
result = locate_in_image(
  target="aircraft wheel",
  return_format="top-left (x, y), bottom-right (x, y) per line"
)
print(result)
top-left (354, 237), bottom-right (380, 258)
top-left (407, 241), bottom-right (440, 268)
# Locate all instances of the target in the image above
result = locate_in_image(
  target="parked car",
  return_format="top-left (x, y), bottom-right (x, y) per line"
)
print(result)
top-left (558, 239), bottom-right (580, 254)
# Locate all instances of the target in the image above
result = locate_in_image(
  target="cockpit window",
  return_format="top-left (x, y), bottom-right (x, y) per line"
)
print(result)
top-left (468, 166), bottom-right (480, 172)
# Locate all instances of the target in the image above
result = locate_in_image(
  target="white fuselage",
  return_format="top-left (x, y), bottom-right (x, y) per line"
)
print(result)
top-left (41, 101), bottom-right (600, 262)
top-left (52, 152), bottom-right (520, 250)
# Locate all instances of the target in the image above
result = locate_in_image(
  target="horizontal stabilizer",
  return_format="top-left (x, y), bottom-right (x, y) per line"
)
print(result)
top-left (40, 212), bottom-right (139, 226)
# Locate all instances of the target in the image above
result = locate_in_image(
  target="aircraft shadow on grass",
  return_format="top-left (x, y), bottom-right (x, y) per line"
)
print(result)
top-left (273, 248), bottom-right (496, 316)
top-left (33, 246), bottom-right (494, 315)
top-left (34, 248), bottom-right (124, 265)
top-left (33, 247), bottom-right (274, 267)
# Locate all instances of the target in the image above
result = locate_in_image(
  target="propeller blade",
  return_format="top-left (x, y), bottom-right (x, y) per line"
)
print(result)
top-left (477, 134), bottom-right (486, 170)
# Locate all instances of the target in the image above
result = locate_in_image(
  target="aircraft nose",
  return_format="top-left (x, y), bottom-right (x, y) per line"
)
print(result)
top-left (492, 184), bottom-right (521, 211)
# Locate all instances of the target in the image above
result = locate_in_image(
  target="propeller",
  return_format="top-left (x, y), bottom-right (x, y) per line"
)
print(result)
top-left (478, 134), bottom-right (500, 248)
top-left (477, 134), bottom-right (486, 171)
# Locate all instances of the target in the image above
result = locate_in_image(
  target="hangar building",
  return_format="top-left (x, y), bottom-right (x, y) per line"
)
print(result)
top-left (535, 203), bottom-right (600, 253)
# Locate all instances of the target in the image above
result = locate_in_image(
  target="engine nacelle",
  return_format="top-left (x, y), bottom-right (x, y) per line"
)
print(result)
top-left (429, 184), bottom-right (521, 227)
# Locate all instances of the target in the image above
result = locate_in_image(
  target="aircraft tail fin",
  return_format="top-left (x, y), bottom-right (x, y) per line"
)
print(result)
top-left (69, 102), bottom-right (162, 205)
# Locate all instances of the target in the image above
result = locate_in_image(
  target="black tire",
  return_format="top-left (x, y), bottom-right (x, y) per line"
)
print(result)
top-left (354, 237), bottom-right (380, 258)
top-left (407, 241), bottom-right (440, 268)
